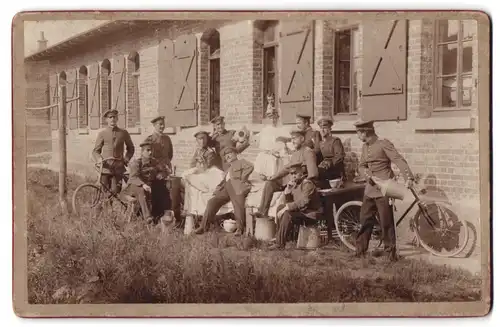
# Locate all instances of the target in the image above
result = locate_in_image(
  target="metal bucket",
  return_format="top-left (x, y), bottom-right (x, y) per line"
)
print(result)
top-left (296, 225), bottom-right (320, 249)
top-left (254, 218), bottom-right (276, 241)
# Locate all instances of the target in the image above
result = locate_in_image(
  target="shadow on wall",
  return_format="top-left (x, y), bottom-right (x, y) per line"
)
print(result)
top-left (416, 174), bottom-right (478, 258)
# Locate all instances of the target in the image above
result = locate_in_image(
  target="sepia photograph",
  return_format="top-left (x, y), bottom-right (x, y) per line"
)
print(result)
top-left (12, 10), bottom-right (491, 317)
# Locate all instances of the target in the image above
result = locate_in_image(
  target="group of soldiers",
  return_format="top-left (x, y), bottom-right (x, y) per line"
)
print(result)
top-left (92, 108), bottom-right (415, 261)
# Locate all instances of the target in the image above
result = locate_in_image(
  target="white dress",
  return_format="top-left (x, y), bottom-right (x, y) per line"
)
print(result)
top-left (181, 166), bottom-right (233, 216)
top-left (253, 125), bottom-right (292, 178)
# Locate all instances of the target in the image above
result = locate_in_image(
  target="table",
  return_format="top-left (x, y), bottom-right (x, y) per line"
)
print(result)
top-left (318, 181), bottom-right (366, 242)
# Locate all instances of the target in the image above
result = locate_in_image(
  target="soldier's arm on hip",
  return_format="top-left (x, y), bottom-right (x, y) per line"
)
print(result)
top-left (124, 131), bottom-right (135, 163)
top-left (381, 139), bottom-right (414, 180)
top-left (92, 131), bottom-right (104, 161)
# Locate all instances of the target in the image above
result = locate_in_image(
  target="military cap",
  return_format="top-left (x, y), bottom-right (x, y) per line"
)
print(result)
top-left (353, 120), bottom-right (375, 130)
top-left (289, 162), bottom-right (307, 173)
top-left (103, 109), bottom-right (118, 118)
top-left (194, 130), bottom-right (209, 138)
top-left (210, 115), bottom-right (225, 124)
top-left (290, 129), bottom-right (306, 137)
top-left (150, 116), bottom-right (165, 124)
top-left (317, 116), bottom-right (334, 127)
top-left (221, 146), bottom-right (237, 156)
top-left (139, 140), bottom-right (153, 148)
top-left (296, 114), bottom-right (311, 122)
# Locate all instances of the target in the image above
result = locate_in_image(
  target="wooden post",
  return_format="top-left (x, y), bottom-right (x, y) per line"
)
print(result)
top-left (58, 85), bottom-right (68, 215)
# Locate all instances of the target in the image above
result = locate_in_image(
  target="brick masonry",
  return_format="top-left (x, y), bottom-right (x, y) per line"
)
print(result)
top-left (24, 19), bottom-right (481, 209)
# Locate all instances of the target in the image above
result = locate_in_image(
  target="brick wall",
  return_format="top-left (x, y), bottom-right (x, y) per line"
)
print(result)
top-left (32, 19), bottom-right (480, 206)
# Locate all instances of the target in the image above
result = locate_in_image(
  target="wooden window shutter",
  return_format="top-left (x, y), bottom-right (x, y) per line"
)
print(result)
top-left (173, 34), bottom-right (198, 127)
top-left (88, 64), bottom-right (101, 130)
top-left (66, 69), bottom-right (78, 130)
top-left (158, 39), bottom-right (175, 127)
top-left (49, 74), bottom-right (59, 130)
top-left (279, 21), bottom-right (314, 124)
top-left (361, 20), bottom-right (407, 122)
top-left (112, 55), bottom-right (127, 128)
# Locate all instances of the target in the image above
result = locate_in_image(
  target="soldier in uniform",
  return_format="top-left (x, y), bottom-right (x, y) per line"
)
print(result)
top-left (354, 120), bottom-right (415, 261)
top-left (193, 147), bottom-right (254, 236)
top-left (121, 140), bottom-right (169, 224)
top-left (143, 115), bottom-right (174, 217)
top-left (190, 131), bottom-right (217, 169)
top-left (144, 116), bottom-right (174, 171)
top-left (295, 114), bottom-right (322, 162)
top-left (92, 109), bottom-right (135, 196)
top-left (209, 115), bottom-right (250, 170)
top-left (254, 129), bottom-right (318, 218)
top-left (316, 116), bottom-right (346, 189)
top-left (270, 163), bottom-right (323, 250)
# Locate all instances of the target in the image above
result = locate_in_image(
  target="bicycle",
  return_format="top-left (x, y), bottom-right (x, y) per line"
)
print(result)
top-left (333, 174), bottom-right (469, 258)
top-left (71, 157), bottom-right (142, 221)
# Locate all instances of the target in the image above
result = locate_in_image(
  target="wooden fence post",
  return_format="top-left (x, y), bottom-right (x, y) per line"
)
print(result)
top-left (58, 85), bottom-right (68, 215)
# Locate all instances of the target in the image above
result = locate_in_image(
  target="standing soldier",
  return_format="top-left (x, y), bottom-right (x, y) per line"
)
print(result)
top-left (143, 115), bottom-right (174, 217)
top-left (92, 109), bottom-right (135, 196)
top-left (295, 114), bottom-right (322, 162)
top-left (144, 116), bottom-right (173, 171)
top-left (209, 115), bottom-right (250, 170)
top-left (316, 116), bottom-right (346, 189)
top-left (354, 120), bottom-right (414, 262)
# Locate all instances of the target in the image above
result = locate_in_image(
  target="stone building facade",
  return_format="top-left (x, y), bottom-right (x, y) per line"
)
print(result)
top-left (25, 18), bottom-right (481, 208)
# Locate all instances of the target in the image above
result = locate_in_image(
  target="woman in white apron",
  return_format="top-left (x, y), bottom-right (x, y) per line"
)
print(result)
top-left (181, 131), bottom-right (233, 216)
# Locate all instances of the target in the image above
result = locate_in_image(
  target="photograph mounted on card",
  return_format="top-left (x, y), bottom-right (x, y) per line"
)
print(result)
top-left (12, 10), bottom-right (491, 318)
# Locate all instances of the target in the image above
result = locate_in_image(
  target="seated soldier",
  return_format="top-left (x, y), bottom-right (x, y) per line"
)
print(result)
top-left (317, 116), bottom-right (346, 189)
top-left (270, 163), bottom-right (323, 250)
top-left (193, 147), bottom-right (254, 236)
top-left (121, 140), bottom-right (169, 224)
top-left (254, 129), bottom-right (318, 218)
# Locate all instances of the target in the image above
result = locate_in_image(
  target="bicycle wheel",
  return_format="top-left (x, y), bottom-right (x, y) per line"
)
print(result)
top-left (72, 183), bottom-right (103, 218)
top-left (413, 201), bottom-right (469, 257)
top-left (334, 201), bottom-right (383, 251)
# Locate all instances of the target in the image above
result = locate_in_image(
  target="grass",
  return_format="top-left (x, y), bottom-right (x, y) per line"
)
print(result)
top-left (26, 168), bottom-right (482, 304)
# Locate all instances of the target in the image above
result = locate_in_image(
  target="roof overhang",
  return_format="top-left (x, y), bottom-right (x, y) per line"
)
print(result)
top-left (24, 20), bottom-right (167, 62)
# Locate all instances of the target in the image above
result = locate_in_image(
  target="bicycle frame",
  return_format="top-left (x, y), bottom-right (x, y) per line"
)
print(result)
top-left (94, 156), bottom-right (130, 208)
top-left (394, 186), bottom-right (437, 229)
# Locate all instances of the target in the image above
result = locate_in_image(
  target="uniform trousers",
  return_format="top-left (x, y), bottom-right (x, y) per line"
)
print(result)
top-left (276, 211), bottom-right (316, 246)
top-left (356, 195), bottom-right (396, 257)
top-left (122, 184), bottom-right (153, 219)
top-left (198, 182), bottom-right (247, 232)
top-left (258, 180), bottom-right (285, 216)
top-left (101, 173), bottom-right (123, 195)
top-left (151, 179), bottom-right (171, 219)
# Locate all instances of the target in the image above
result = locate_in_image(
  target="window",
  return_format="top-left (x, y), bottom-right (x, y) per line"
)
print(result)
top-left (334, 27), bottom-right (360, 115)
top-left (434, 20), bottom-right (474, 110)
top-left (127, 52), bottom-right (141, 129)
top-left (101, 59), bottom-right (112, 127)
top-left (262, 21), bottom-right (278, 115)
top-left (208, 32), bottom-right (220, 121)
top-left (78, 66), bottom-right (89, 130)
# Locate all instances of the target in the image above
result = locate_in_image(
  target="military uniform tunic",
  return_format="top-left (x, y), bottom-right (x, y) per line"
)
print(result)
top-left (358, 137), bottom-right (414, 198)
top-left (92, 126), bottom-right (135, 174)
top-left (318, 135), bottom-right (345, 183)
top-left (143, 132), bottom-right (173, 169)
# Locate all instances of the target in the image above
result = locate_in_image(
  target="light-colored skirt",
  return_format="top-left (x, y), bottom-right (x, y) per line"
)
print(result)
top-left (182, 167), bottom-right (233, 216)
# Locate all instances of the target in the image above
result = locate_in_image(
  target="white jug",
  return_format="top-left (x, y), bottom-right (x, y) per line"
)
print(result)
top-left (184, 214), bottom-right (195, 235)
